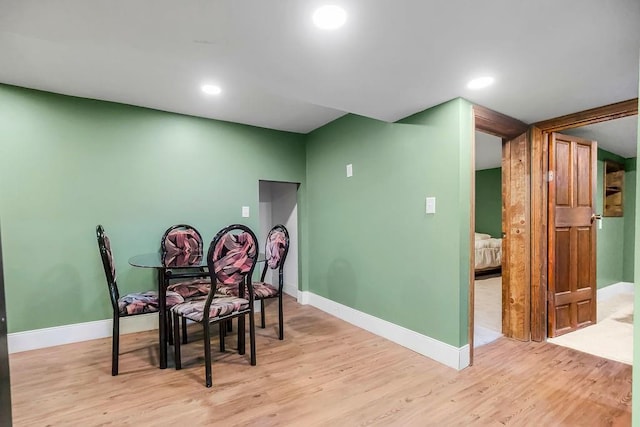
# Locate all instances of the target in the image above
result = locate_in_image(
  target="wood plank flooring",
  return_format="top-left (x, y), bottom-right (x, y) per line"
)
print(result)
top-left (9, 295), bottom-right (631, 426)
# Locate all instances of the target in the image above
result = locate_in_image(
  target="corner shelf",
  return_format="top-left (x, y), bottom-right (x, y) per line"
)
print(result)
top-left (603, 161), bottom-right (624, 217)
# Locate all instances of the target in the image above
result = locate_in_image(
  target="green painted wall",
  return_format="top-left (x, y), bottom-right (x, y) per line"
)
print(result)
top-left (305, 99), bottom-right (473, 347)
top-left (623, 157), bottom-right (636, 282)
top-left (596, 149), bottom-right (627, 288)
top-left (0, 85), bottom-right (307, 333)
top-left (474, 168), bottom-right (501, 237)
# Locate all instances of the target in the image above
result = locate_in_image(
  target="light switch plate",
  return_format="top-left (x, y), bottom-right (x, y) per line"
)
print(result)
top-left (426, 197), bottom-right (436, 214)
top-left (242, 206), bottom-right (250, 218)
top-left (346, 163), bottom-right (353, 177)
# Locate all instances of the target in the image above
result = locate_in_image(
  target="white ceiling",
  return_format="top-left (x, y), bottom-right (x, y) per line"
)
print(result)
top-left (0, 1), bottom-right (639, 134)
top-left (563, 115), bottom-right (639, 158)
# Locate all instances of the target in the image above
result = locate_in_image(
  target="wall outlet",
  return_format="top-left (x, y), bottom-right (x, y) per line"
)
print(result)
top-left (242, 206), bottom-right (250, 218)
top-left (346, 163), bottom-right (353, 177)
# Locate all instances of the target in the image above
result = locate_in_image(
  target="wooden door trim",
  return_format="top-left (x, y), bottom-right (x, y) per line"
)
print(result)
top-left (530, 126), bottom-right (547, 341)
top-left (468, 114), bottom-right (476, 365)
top-left (534, 98), bottom-right (638, 133)
top-left (472, 105), bottom-right (531, 347)
top-left (501, 138), bottom-right (511, 335)
top-left (474, 104), bottom-right (529, 139)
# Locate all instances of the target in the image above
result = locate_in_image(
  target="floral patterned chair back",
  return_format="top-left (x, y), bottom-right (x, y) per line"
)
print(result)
top-left (161, 224), bottom-right (203, 266)
top-left (207, 224), bottom-right (258, 285)
top-left (208, 225), bottom-right (259, 301)
top-left (264, 225), bottom-right (290, 271)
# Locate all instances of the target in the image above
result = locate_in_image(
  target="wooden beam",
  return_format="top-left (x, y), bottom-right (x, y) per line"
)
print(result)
top-left (534, 98), bottom-right (638, 132)
top-left (473, 104), bottom-right (529, 139)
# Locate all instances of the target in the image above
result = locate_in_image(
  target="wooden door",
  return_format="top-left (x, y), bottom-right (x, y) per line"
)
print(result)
top-left (548, 133), bottom-right (597, 337)
top-left (501, 131), bottom-right (531, 341)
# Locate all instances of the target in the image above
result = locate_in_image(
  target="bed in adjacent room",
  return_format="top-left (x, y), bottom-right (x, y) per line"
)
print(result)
top-left (474, 232), bottom-right (502, 274)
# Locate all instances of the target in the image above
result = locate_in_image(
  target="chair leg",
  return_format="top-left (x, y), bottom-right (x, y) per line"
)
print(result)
top-left (278, 294), bottom-right (284, 340)
top-left (182, 317), bottom-right (188, 344)
top-left (167, 313), bottom-right (173, 345)
top-left (112, 314), bottom-right (120, 376)
top-left (260, 299), bottom-right (266, 328)
top-left (219, 321), bottom-right (226, 352)
top-left (249, 312), bottom-right (256, 366)
top-left (204, 322), bottom-right (212, 388)
top-left (227, 319), bottom-right (233, 332)
top-left (238, 315), bottom-right (246, 355)
top-left (173, 313), bottom-right (181, 370)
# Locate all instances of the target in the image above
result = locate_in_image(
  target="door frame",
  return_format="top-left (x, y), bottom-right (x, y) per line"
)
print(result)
top-left (469, 98), bottom-right (638, 361)
top-left (469, 105), bottom-right (528, 364)
top-left (530, 98), bottom-right (638, 340)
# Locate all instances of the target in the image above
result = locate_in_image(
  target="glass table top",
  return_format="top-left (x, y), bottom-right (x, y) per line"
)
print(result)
top-left (128, 252), bottom-right (206, 269)
top-left (128, 252), bottom-right (266, 268)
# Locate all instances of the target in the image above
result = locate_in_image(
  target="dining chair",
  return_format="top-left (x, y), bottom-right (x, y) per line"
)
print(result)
top-left (96, 225), bottom-right (184, 376)
top-left (218, 224), bottom-right (289, 340)
top-left (170, 224), bottom-right (259, 387)
top-left (161, 224), bottom-right (211, 343)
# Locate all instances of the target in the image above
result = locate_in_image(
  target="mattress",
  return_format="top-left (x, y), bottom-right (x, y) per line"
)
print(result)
top-left (475, 234), bottom-right (502, 271)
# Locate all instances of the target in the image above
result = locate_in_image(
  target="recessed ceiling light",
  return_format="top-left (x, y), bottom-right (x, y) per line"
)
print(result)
top-left (467, 76), bottom-right (495, 90)
top-left (201, 84), bottom-right (222, 95)
top-left (313, 5), bottom-right (347, 30)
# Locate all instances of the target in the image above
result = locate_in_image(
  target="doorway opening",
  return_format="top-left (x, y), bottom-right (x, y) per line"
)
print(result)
top-left (544, 115), bottom-right (637, 365)
top-left (473, 130), bottom-right (504, 348)
top-left (258, 180), bottom-right (299, 297)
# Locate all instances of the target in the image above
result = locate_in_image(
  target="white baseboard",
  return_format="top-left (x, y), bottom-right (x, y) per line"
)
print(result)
top-left (297, 291), bottom-right (469, 370)
top-left (8, 303), bottom-right (266, 354)
top-left (598, 282), bottom-right (634, 301)
top-left (10, 289), bottom-right (473, 371)
top-left (8, 313), bottom-right (159, 354)
top-left (283, 283), bottom-right (298, 298)
top-left (297, 290), bottom-right (310, 305)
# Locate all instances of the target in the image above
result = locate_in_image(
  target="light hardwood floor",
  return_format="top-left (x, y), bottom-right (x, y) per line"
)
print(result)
top-left (10, 295), bottom-right (631, 426)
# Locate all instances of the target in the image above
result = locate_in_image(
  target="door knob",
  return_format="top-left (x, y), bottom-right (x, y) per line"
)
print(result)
top-left (591, 213), bottom-right (602, 223)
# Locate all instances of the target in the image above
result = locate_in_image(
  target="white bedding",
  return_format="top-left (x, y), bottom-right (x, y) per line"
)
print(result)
top-left (475, 233), bottom-right (502, 271)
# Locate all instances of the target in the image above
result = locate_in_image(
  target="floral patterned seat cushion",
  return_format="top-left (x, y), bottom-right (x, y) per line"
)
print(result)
top-left (118, 291), bottom-right (184, 316)
top-left (167, 278), bottom-right (212, 299)
top-left (218, 282), bottom-right (278, 299)
top-left (171, 296), bottom-right (249, 322)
